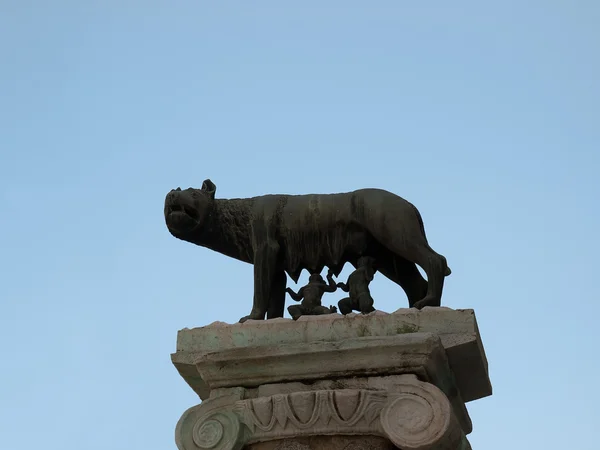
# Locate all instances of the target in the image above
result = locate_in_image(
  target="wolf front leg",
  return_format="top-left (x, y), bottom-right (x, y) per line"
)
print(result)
top-left (239, 240), bottom-right (280, 323)
top-left (267, 270), bottom-right (287, 319)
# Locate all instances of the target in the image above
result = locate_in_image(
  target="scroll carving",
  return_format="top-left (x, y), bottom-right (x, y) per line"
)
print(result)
top-left (175, 393), bottom-right (245, 450)
top-left (380, 382), bottom-right (463, 450)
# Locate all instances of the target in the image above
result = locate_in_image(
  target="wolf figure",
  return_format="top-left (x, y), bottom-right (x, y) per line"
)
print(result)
top-left (164, 179), bottom-right (451, 323)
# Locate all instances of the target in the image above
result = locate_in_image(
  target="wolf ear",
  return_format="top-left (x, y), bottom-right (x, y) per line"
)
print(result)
top-left (201, 179), bottom-right (217, 199)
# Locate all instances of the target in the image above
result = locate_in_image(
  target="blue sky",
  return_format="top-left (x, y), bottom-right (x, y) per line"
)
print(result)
top-left (1, 2), bottom-right (599, 449)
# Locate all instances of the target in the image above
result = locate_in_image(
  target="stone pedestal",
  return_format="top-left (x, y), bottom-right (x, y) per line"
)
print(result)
top-left (171, 307), bottom-right (492, 450)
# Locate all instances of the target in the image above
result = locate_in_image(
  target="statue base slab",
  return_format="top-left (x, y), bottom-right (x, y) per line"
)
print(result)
top-left (172, 307), bottom-right (489, 450)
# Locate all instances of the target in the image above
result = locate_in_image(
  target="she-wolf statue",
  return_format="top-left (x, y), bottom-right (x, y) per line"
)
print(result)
top-left (164, 179), bottom-right (451, 323)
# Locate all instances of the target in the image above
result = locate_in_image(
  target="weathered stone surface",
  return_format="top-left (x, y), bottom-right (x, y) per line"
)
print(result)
top-left (172, 307), bottom-right (491, 403)
top-left (245, 435), bottom-right (395, 450)
top-left (175, 377), bottom-right (468, 450)
top-left (195, 333), bottom-right (441, 387)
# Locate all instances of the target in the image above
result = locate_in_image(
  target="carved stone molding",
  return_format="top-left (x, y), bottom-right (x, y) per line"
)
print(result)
top-left (175, 380), bottom-right (465, 450)
top-left (234, 389), bottom-right (388, 441)
top-left (191, 333), bottom-right (472, 436)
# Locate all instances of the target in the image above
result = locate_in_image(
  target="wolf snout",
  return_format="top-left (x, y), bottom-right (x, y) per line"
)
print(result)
top-left (166, 189), bottom-right (181, 205)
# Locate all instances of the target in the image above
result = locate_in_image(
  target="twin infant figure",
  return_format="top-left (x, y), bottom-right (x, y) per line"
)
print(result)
top-left (286, 256), bottom-right (377, 321)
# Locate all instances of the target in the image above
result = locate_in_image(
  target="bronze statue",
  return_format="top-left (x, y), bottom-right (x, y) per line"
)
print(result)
top-left (285, 271), bottom-right (338, 320)
top-left (336, 256), bottom-right (377, 315)
top-left (164, 179), bottom-right (451, 323)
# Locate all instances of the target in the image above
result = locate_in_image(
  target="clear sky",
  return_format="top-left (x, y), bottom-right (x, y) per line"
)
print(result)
top-left (1, 2), bottom-right (599, 449)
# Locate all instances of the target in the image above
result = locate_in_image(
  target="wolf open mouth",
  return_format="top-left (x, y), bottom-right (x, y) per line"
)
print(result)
top-left (167, 204), bottom-right (200, 221)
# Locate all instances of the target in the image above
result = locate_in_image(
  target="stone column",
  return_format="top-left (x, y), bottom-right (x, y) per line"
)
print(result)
top-left (171, 307), bottom-right (492, 450)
